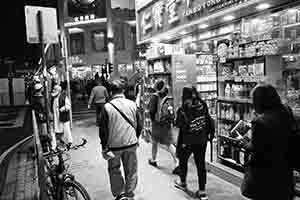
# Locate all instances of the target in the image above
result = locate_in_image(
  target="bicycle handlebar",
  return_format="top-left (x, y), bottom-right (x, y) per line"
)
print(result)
top-left (43, 138), bottom-right (87, 159)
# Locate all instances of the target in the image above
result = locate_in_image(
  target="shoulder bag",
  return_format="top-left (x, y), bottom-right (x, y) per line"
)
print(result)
top-left (109, 102), bottom-right (136, 131)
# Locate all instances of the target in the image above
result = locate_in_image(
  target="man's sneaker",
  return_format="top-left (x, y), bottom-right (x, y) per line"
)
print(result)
top-left (172, 166), bottom-right (181, 175)
top-left (174, 180), bottom-right (187, 191)
top-left (148, 159), bottom-right (158, 167)
top-left (196, 191), bottom-right (208, 200)
top-left (115, 193), bottom-right (128, 200)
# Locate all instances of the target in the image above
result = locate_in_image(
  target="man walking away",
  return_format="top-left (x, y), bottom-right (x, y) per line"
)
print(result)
top-left (88, 78), bottom-right (109, 126)
top-left (99, 80), bottom-right (142, 200)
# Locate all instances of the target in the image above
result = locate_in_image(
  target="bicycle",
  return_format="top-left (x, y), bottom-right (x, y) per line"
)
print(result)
top-left (43, 138), bottom-right (91, 200)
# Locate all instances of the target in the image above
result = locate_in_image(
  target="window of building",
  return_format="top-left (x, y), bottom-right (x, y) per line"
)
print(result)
top-left (114, 23), bottom-right (125, 50)
top-left (92, 30), bottom-right (107, 52)
top-left (70, 33), bottom-right (85, 55)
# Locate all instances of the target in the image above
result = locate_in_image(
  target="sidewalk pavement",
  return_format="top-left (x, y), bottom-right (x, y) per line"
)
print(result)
top-left (0, 139), bottom-right (37, 200)
top-left (68, 117), bottom-right (249, 200)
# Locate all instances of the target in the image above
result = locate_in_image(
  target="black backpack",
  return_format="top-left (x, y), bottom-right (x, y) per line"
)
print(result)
top-left (181, 102), bottom-right (210, 135)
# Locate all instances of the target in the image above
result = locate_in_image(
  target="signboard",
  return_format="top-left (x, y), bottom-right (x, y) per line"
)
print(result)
top-left (146, 43), bottom-right (185, 59)
top-left (136, 0), bottom-right (154, 11)
top-left (137, 0), bottom-right (251, 42)
top-left (25, 6), bottom-right (59, 44)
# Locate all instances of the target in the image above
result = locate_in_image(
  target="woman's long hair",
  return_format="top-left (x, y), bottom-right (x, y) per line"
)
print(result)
top-left (251, 84), bottom-right (282, 114)
top-left (181, 86), bottom-right (203, 110)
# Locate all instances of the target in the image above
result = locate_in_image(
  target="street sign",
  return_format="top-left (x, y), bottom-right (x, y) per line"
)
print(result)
top-left (24, 6), bottom-right (59, 44)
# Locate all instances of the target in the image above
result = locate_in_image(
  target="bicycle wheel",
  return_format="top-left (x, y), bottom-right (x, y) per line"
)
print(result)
top-left (63, 180), bottom-right (91, 200)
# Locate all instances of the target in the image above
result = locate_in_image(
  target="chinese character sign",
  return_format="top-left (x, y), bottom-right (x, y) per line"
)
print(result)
top-left (141, 11), bottom-right (153, 35)
top-left (167, 0), bottom-right (181, 24)
top-left (152, 2), bottom-right (165, 29)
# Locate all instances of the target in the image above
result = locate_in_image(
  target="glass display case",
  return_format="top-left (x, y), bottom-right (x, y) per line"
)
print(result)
top-left (196, 53), bottom-right (217, 117)
top-left (282, 54), bottom-right (300, 196)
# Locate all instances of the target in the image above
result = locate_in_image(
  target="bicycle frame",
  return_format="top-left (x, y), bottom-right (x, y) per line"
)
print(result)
top-left (44, 139), bottom-right (87, 200)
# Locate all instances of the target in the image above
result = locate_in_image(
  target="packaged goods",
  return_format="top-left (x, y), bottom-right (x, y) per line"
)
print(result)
top-left (239, 65), bottom-right (248, 76)
top-left (225, 84), bottom-right (231, 98)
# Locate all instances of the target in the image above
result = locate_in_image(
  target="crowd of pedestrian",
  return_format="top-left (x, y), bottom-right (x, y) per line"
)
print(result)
top-left (30, 76), bottom-right (73, 151)
top-left (29, 74), bottom-right (299, 200)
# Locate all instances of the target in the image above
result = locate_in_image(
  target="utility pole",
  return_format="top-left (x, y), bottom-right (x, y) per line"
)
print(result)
top-left (57, 0), bottom-right (72, 127)
top-left (105, 0), bottom-right (118, 79)
top-left (37, 11), bottom-right (51, 134)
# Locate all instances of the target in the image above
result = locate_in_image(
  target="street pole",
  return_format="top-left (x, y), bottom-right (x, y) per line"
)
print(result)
top-left (37, 11), bottom-right (51, 135)
top-left (57, 0), bottom-right (72, 128)
top-left (105, 0), bottom-right (117, 79)
top-left (7, 60), bottom-right (14, 106)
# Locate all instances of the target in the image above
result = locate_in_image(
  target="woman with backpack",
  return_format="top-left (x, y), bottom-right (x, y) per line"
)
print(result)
top-left (174, 86), bottom-right (214, 200)
top-left (148, 80), bottom-right (179, 173)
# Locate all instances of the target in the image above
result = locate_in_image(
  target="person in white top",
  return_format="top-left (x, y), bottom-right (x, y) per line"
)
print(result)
top-left (51, 82), bottom-right (73, 149)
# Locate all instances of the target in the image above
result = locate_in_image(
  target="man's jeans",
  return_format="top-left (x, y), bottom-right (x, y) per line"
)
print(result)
top-left (108, 145), bottom-right (138, 197)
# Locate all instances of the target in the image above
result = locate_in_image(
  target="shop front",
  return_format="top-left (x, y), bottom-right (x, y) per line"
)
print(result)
top-left (136, 0), bottom-right (300, 190)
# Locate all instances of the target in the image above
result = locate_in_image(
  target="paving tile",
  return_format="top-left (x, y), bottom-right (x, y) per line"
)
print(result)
top-left (68, 117), bottom-right (248, 200)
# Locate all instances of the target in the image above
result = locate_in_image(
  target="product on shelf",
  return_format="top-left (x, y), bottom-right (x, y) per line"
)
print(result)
top-left (230, 120), bottom-right (251, 139)
top-left (226, 40), bottom-right (279, 59)
top-left (224, 84), bottom-right (231, 98)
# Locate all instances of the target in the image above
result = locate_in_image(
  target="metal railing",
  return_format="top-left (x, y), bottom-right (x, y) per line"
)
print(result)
top-left (32, 110), bottom-right (48, 200)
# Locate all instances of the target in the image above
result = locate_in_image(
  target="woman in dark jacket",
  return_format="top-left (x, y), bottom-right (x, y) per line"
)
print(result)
top-left (239, 84), bottom-right (295, 200)
top-left (174, 86), bottom-right (214, 200)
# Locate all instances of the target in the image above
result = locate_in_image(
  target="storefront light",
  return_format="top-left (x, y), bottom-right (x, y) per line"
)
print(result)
top-left (288, 8), bottom-right (297, 13)
top-left (256, 3), bottom-right (271, 10)
top-left (74, 17), bottom-right (79, 22)
top-left (164, 35), bottom-right (173, 40)
top-left (90, 14), bottom-right (95, 19)
top-left (223, 15), bottom-right (235, 21)
top-left (199, 24), bottom-right (209, 29)
top-left (180, 30), bottom-right (188, 35)
top-left (270, 13), bottom-right (280, 17)
top-left (151, 38), bottom-right (160, 43)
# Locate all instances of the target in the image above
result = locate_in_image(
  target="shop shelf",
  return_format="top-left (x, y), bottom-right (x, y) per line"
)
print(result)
top-left (218, 76), bottom-right (234, 82)
top-left (217, 97), bottom-right (252, 104)
top-left (219, 76), bottom-right (266, 83)
top-left (147, 55), bottom-right (171, 61)
top-left (218, 135), bottom-right (239, 142)
top-left (197, 81), bottom-right (217, 84)
top-left (148, 72), bottom-right (172, 76)
top-left (225, 55), bottom-right (265, 61)
top-left (218, 118), bottom-right (236, 124)
top-left (218, 156), bottom-right (244, 168)
top-left (198, 90), bottom-right (217, 93)
top-left (238, 38), bottom-right (272, 45)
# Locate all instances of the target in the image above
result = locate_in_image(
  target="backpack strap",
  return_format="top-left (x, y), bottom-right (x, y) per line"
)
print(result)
top-left (160, 96), bottom-right (173, 106)
top-left (109, 102), bottom-right (136, 131)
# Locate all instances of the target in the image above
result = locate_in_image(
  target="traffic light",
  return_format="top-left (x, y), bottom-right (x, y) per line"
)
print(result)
top-left (101, 64), bottom-right (107, 75)
top-left (108, 63), bottom-right (113, 74)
